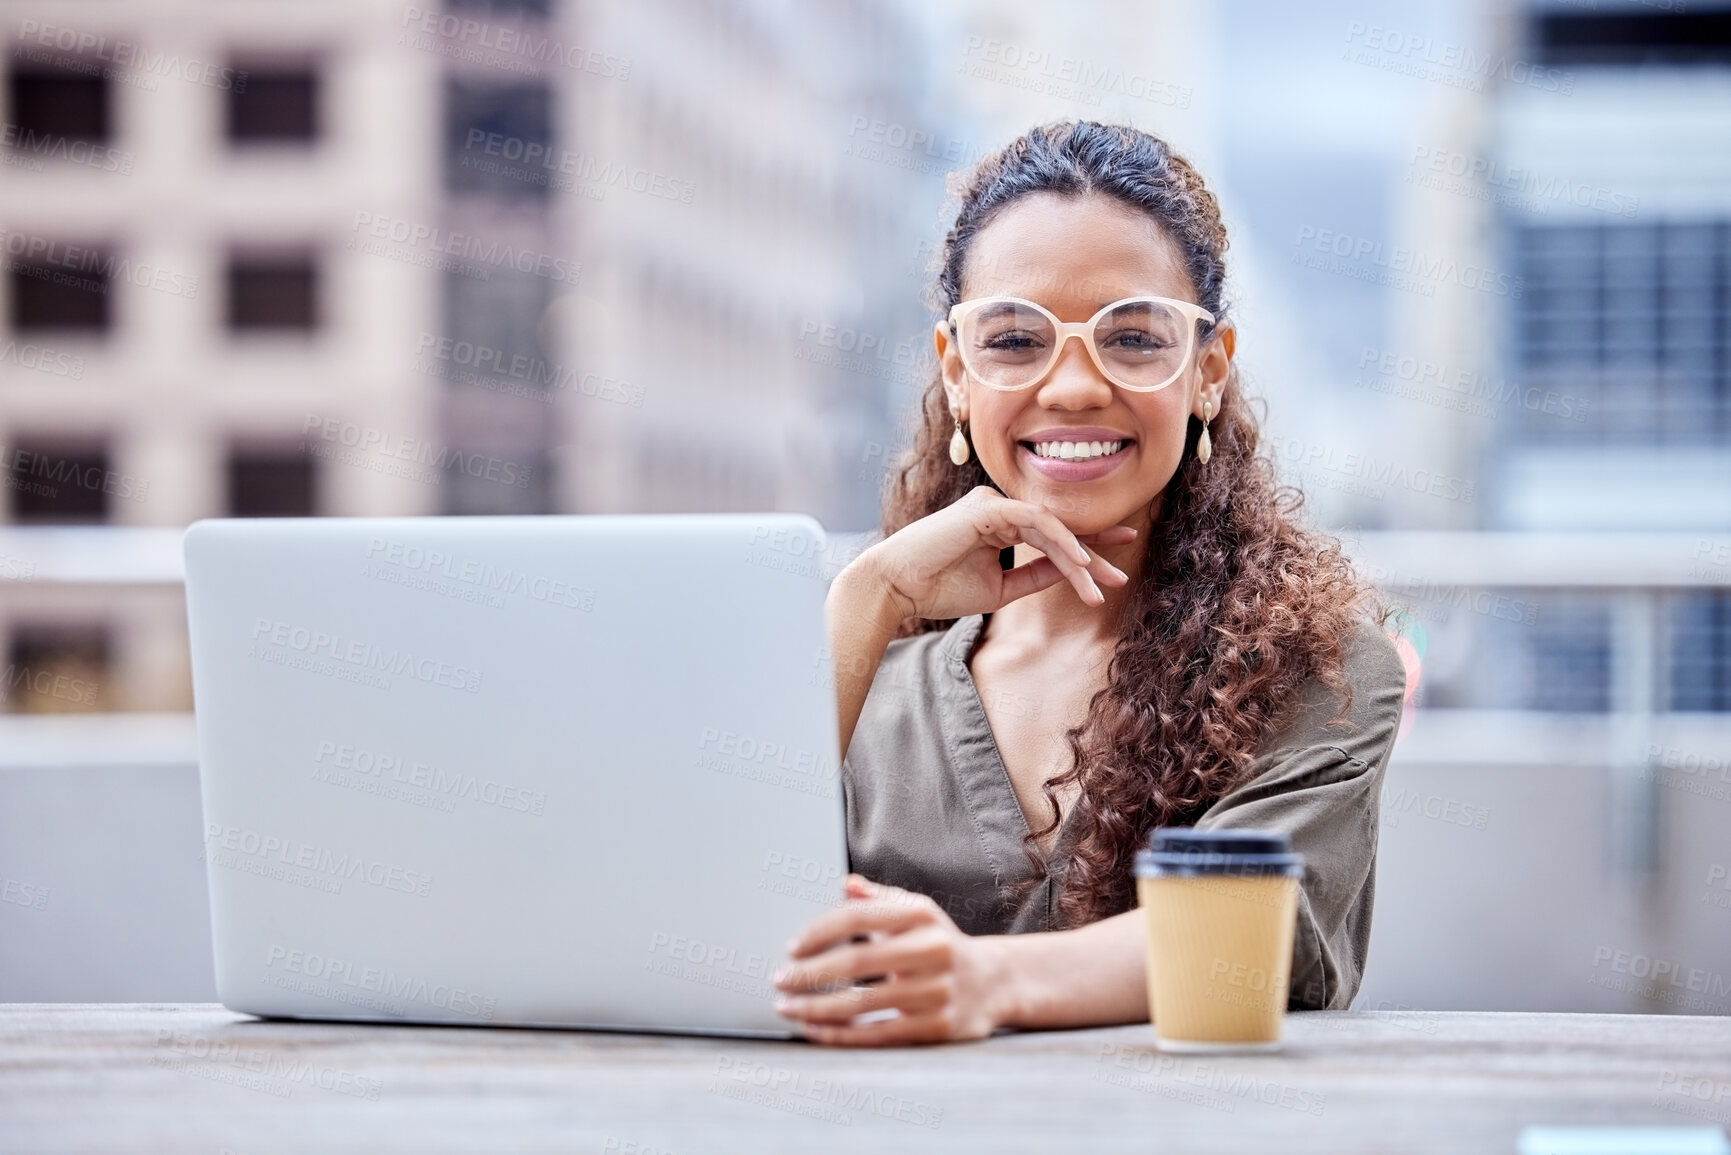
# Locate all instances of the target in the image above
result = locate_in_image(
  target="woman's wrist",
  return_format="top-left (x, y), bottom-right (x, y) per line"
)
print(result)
top-left (971, 933), bottom-right (1031, 1032)
top-left (974, 912), bottom-right (1152, 1033)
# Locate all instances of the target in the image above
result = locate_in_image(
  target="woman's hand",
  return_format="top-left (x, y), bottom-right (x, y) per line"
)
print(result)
top-left (859, 485), bottom-right (1136, 624)
top-left (772, 874), bottom-right (1011, 1046)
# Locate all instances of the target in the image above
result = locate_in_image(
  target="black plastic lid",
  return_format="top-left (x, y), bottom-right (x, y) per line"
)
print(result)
top-left (1134, 826), bottom-right (1304, 877)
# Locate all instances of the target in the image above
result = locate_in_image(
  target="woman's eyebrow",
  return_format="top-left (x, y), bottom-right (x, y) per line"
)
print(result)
top-left (975, 300), bottom-right (1025, 322)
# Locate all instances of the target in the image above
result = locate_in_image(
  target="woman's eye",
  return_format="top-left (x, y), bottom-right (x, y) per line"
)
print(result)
top-left (982, 331), bottom-right (1043, 351)
top-left (1104, 328), bottom-right (1169, 350)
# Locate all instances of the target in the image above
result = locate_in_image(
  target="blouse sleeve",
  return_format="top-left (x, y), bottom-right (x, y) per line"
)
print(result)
top-left (1188, 618), bottom-right (1408, 1011)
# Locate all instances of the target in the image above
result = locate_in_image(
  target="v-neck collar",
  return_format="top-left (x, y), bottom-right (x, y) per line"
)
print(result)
top-left (936, 613), bottom-right (1082, 872)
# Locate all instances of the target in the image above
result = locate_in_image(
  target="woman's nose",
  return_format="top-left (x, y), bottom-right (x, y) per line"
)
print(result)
top-left (1036, 333), bottom-right (1113, 405)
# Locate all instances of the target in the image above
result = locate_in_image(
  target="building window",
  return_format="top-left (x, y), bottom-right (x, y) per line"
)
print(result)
top-left (227, 449), bottom-right (316, 517)
top-left (1531, 10), bottom-right (1731, 67)
top-left (226, 67), bottom-right (319, 144)
top-left (1510, 221), bottom-right (1729, 443)
top-left (6, 245), bottom-right (111, 332)
top-left (2, 625), bottom-right (109, 713)
top-left (443, 78), bottom-right (552, 200)
top-left (5, 60), bottom-right (108, 144)
top-left (4, 442), bottom-right (111, 523)
top-left (226, 252), bottom-right (318, 331)
top-left (1670, 591), bottom-right (1731, 712)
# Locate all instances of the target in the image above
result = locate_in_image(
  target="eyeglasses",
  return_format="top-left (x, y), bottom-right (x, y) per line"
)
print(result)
top-left (947, 295), bottom-right (1216, 393)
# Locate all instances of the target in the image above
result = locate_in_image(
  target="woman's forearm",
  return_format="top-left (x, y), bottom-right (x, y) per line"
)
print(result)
top-left (824, 551), bottom-right (906, 762)
top-left (983, 908), bottom-right (1150, 1031)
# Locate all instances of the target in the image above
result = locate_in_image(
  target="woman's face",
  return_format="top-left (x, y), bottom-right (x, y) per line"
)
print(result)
top-left (934, 191), bottom-right (1233, 535)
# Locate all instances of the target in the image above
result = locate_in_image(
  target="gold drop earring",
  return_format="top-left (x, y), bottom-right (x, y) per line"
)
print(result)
top-left (1197, 400), bottom-right (1213, 464)
top-left (949, 412), bottom-right (970, 466)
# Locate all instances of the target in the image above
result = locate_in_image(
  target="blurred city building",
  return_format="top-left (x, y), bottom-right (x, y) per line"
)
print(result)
top-left (0, 0), bottom-right (943, 711)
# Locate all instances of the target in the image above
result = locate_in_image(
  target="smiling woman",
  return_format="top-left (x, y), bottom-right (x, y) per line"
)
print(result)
top-left (774, 121), bottom-right (1407, 1047)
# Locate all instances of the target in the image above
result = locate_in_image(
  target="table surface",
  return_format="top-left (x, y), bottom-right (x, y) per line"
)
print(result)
top-left (3, 1005), bottom-right (1728, 1154)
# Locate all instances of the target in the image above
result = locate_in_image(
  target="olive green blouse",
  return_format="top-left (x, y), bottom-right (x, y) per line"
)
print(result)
top-left (840, 612), bottom-right (1407, 1012)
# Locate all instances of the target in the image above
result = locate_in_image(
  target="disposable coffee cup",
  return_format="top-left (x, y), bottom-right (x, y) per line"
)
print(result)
top-left (1135, 827), bottom-right (1305, 1053)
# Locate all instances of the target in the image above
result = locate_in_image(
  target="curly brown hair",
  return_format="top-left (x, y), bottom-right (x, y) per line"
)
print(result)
top-left (875, 120), bottom-right (1389, 928)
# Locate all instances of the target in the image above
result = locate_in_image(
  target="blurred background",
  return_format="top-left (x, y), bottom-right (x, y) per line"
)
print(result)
top-left (1, 0), bottom-right (1728, 1015)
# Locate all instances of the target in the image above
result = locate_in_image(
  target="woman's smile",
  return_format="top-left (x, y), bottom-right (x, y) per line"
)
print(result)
top-left (1016, 430), bottom-right (1136, 482)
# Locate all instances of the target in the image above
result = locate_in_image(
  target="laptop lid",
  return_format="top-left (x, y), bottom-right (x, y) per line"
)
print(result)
top-left (184, 513), bottom-right (847, 1036)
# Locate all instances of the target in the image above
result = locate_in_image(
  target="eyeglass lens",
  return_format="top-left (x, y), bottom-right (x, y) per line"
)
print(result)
top-left (960, 299), bottom-right (1193, 390)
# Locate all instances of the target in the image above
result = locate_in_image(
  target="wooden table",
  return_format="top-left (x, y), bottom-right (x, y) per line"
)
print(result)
top-left (2, 1005), bottom-right (1728, 1153)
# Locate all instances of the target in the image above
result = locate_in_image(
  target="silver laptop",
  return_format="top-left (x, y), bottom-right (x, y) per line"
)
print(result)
top-left (183, 513), bottom-right (848, 1037)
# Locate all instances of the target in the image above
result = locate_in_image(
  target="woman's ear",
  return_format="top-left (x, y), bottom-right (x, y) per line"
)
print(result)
top-left (1196, 320), bottom-right (1234, 414)
top-left (935, 320), bottom-right (967, 420)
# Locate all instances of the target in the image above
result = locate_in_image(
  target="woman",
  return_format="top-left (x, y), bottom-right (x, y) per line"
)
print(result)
top-left (772, 120), bottom-right (1408, 1046)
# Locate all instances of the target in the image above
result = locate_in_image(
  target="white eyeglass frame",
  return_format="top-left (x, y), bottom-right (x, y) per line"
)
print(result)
top-left (946, 294), bottom-right (1217, 393)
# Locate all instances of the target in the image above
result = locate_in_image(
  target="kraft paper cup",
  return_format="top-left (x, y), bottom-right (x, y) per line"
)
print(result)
top-left (1135, 827), bottom-right (1305, 1054)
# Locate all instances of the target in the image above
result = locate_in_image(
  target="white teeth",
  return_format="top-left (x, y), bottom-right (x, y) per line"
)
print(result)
top-left (1032, 440), bottom-right (1122, 460)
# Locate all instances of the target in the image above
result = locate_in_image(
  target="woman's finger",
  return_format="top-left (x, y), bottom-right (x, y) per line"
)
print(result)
top-left (799, 1009), bottom-right (959, 1048)
top-left (776, 972), bottom-right (952, 1025)
top-left (785, 895), bottom-right (938, 961)
top-left (997, 556), bottom-right (1066, 605)
top-left (777, 927), bottom-right (954, 994)
top-left (989, 507), bottom-right (1102, 606)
